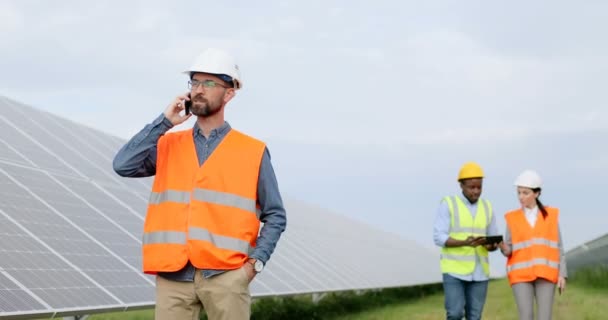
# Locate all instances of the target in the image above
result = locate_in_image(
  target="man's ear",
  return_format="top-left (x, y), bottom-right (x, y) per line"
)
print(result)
top-left (224, 89), bottom-right (236, 103)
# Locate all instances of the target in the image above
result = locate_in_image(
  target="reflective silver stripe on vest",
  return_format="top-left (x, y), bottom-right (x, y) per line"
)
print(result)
top-left (512, 238), bottom-right (560, 251)
top-left (441, 254), bottom-right (489, 264)
top-left (507, 258), bottom-right (559, 272)
top-left (143, 231), bottom-right (187, 244)
top-left (193, 188), bottom-right (258, 216)
top-left (149, 190), bottom-right (190, 204)
top-left (189, 227), bottom-right (252, 255)
top-left (482, 199), bottom-right (491, 226)
top-left (450, 196), bottom-right (461, 229)
top-left (148, 189), bottom-right (261, 218)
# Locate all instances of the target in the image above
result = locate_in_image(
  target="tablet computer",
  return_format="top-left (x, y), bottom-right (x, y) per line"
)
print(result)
top-left (485, 235), bottom-right (503, 245)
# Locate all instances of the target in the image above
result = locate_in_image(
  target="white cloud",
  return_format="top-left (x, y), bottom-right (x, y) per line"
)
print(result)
top-left (2, 0), bottom-right (608, 254)
top-left (278, 16), bottom-right (304, 32)
top-left (0, 2), bottom-right (23, 35)
top-left (2, 1), bottom-right (608, 146)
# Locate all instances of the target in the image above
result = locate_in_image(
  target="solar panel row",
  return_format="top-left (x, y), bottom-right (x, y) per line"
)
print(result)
top-left (0, 96), bottom-right (441, 318)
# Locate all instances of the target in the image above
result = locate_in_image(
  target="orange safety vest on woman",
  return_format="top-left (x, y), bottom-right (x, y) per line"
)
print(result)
top-left (505, 207), bottom-right (560, 285)
top-left (142, 128), bottom-right (265, 274)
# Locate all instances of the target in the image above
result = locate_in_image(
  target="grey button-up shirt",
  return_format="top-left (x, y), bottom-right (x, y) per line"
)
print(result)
top-left (113, 114), bottom-right (287, 281)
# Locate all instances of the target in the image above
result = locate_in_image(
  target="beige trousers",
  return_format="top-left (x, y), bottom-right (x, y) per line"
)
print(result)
top-left (155, 267), bottom-right (251, 320)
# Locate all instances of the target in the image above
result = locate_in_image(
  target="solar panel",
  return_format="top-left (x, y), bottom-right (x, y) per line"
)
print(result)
top-left (0, 95), bottom-right (441, 318)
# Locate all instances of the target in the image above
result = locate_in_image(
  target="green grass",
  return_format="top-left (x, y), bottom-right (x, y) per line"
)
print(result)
top-left (88, 309), bottom-right (152, 320)
top-left (334, 278), bottom-right (608, 320)
top-left (84, 283), bottom-right (442, 320)
top-left (570, 265), bottom-right (608, 289)
top-left (62, 267), bottom-right (608, 319)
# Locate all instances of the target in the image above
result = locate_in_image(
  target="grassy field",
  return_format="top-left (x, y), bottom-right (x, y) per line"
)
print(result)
top-left (75, 271), bottom-right (608, 320)
top-left (334, 278), bottom-right (608, 320)
top-left (88, 310), bottom-right (152, 320)
top-left (87, 310), bottom-right (152, 320)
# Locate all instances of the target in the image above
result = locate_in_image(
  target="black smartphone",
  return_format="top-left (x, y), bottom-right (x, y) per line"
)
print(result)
top-left (184, 94), bottom-right (192, 115)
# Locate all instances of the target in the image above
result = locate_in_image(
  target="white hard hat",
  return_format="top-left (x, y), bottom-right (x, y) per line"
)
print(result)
top-left (183, 48), bottom-right (242, 89)
top-left (514, 170), bottom-right (543, 189)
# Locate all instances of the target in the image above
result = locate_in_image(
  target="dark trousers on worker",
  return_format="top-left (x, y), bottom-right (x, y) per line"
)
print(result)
top-left (442, 273), bottom-right (488, 320)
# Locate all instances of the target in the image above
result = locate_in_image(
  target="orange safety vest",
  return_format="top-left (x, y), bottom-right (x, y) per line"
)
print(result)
top-left (142, 128), bottom-right (265, 274)
top-left (505, 207), bottom-right (560, 285)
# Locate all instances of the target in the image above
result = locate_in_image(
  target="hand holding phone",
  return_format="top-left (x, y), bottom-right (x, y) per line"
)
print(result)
top-left (163, 92), bottom-right (192, 126)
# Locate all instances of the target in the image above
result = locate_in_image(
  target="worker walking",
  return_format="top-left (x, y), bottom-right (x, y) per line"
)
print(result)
top-left (499, 170), bottom-right (567, 320)
top-left (433, 162), bottom-right (499, 320)
top-left (113, 48), bottom-right (287, 320)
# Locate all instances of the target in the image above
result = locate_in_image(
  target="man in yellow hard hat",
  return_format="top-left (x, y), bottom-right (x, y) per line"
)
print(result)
top-left (433, 162), bottom-right (499, 320)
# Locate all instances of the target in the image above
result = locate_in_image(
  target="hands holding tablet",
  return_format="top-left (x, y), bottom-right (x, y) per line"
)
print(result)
top-left (482, 235), bottom-right (502, 251)
top-left (463, 235), bottom-right (503, 250)
top-left (464, 236), bottom-right (487, 247)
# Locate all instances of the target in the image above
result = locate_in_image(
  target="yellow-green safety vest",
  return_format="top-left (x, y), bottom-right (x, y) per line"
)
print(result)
top-left (440, 196), bottom-right (492, 276)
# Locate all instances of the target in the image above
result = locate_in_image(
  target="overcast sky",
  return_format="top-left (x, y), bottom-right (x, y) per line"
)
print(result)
top-left (2, 1), bottom-right (607, 274)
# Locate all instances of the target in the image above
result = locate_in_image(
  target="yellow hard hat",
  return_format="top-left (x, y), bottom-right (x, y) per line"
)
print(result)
top-left (457, 162), bottom-right (484, 181)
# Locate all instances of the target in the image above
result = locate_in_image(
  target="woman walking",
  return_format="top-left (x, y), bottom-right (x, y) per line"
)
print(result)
top-left (499, 170), bottom-right (567, 320)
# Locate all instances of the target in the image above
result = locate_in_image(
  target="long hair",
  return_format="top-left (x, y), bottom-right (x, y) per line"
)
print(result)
top-left (532, 187), bottom-right (548, 219)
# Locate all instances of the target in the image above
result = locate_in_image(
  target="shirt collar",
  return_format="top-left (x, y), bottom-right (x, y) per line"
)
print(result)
top-left (459, 194), bottom-right (477, 206)
top-left (524, 206), bottom-right (538, 216)
top-left (193, 121), bottom-right (231, 138)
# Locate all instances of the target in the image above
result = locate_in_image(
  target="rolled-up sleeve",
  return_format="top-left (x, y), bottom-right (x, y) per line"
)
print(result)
top-left (249, 148), bottom-right (287, 264)
top-left (433, 200), bottom-right (450, 247)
